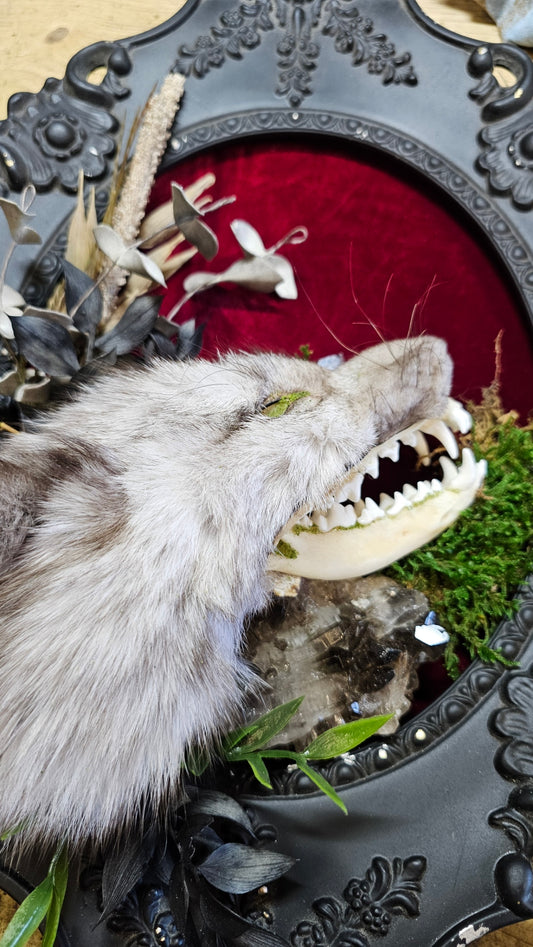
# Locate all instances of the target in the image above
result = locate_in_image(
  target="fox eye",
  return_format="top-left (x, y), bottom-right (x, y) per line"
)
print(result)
top-left (260, 390), bottom-right (310, 418)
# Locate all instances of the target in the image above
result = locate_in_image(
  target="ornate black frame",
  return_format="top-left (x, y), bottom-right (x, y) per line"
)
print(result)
top-left (1, 2), bottom-right (533, 944)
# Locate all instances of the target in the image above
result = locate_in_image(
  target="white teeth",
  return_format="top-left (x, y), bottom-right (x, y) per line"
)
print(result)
top-left (378, 439), bottom-right (400, 462)
top-left (453, 447), bottom-right (478, 490)
top-left (311, 512), bottom-right (330, 532)
top-left (336, 471), bottom-right (363, 504)
top-left (402, 483), bottom-right (419, 502)
top-left (419, 419), bottom-right (459, 459)
top-left (300, 404), bottom-right (486, 537)
top-left (416, 480), bottom-right (432, 502)
top-left (358, 497), bottom-right (385, 525)
top-left (326, 503), bottom-right (357, 529)
top-left (414, 431), bottom-right (431, 466)
top-left (379, 492), bottom-right (394, 511)
top-left (398, 429), bottom-right (418, 449)
top-left (439, 455), bottom-right (459, 488)
top-left (444, 397), bottom-right (472, 435)
top-left (364, 455), bottom-right (379, 479)
top-left (387, 490), bottom-right (412, 516)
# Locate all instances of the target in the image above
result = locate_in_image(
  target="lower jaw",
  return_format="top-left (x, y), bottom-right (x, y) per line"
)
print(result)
top-left (267, 476), bottom-right (485, 581)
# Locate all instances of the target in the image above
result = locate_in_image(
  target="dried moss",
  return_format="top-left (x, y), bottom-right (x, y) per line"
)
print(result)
top-left (387, 390), bottom-right (533, 678)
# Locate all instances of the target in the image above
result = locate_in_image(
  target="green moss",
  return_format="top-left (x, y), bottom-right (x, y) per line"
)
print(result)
top-left (275, 539), bottom-right (299, 560)
top-left (386, 408), bottom-right (533, 677)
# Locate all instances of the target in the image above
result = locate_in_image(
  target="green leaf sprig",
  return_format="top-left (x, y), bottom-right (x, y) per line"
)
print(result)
top-left (222, 697), bottom-right (392, 814)
top-left (0, 844), bottom-right (68, 947)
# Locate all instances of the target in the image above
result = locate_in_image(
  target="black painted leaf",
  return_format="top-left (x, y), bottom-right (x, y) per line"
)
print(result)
top-left (12, 315), bottom-right (80, 377)
top-left (199, 893), bottom-right (290, 947)
top-left (96, 295), bottom-right (162, 356)
top-left (198, 843), bottom-right (296, 894)
top-left (62, 259), bottom-right (103, 333)
top-left (175, 319), bottom-right (205, 360)
top-left (145, 332), bottom-right (178, 359)
top-left (199, 892), bottom-right (250, 941)
top-left (168, 860), bottom-right (189, 932)
top-left (234, 927), bottom-right (292, 946)
top-left (187, 791), bottom-right (254, 835)
top-left (100, 824), bottom-right (158, 920)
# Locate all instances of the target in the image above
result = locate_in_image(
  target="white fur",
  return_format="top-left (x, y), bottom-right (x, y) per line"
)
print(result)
top-left (0, 337), bottom-right (452, 851)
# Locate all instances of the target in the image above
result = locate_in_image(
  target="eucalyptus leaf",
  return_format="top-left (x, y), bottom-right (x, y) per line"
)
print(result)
top-left (1, 286), bottom-right (25, 310)
top-left (198, 843), bottom-right (296, 894)
top-left (62, 259), bottom-right (102, 333)
top-left (0, 874), bottom-right (53, 947)
top-left (230, 219), bottom-right (267, 258)
top-left (177, 217), bottom-right (218, 261)
top-left (304, 714), bottom-right (393, 761)
top-left (96, 295), bottom-right (162, 356)
top-left (93, 225), bottom-right (166, 286)
top-left (171, 183), bottom-right (218, 260)
top-left (12, 316), bottom-right (80, 377)
top-left (0, 198), bottom-right (41, 246)
top-left (225, 696), bottom-right (304, 753)
top-left (183, 257), bottom-right (282, 296)
top-left (0, 312), bottom-right (15, 340)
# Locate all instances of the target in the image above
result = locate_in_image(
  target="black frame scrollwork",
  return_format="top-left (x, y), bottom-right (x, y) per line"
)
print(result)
top-left (1, 2), bottom-right (533, 945)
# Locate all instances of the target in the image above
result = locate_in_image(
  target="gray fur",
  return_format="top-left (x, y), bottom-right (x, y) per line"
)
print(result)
top-left (0, 337), bottom-right (451, 851)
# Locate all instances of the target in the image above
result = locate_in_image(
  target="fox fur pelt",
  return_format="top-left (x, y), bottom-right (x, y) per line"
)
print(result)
top-left (0, 337), bottom-right (452, 852)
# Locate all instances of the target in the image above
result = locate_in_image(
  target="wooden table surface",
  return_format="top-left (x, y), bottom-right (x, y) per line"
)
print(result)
top-left (1, 2), bottom-right (532, 945)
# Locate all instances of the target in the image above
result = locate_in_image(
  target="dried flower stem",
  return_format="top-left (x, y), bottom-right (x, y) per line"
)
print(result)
top-left (101, 72), bottom-right (186, 326)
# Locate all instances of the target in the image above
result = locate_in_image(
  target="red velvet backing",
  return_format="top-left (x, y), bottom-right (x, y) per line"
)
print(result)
top-left (149, 137), bottom-right (533, 417)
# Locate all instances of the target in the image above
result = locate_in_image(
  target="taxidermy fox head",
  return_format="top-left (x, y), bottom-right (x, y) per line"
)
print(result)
top-left (0, 336), bottom-right (485, 852)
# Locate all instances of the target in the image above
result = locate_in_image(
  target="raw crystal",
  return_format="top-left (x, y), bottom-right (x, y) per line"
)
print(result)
top-left (246, 575), bottom-right (444, 748)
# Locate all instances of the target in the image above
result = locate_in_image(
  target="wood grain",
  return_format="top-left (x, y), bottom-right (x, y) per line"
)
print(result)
top-left (0, 1), bottom-right (532, 945)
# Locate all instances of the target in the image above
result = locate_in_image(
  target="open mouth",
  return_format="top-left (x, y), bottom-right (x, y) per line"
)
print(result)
top-left (268, 397), bottom-right (487, 580)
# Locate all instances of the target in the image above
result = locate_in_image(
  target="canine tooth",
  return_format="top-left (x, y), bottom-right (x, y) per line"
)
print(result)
top-left (387, 490), bottom-right (412, 516)
top-left (444, 397), bottom-right (472, 434)
top-left (439, 455), bottom-right (459, 488)
top-left (336, 471), bottom-right (363, 503)
top-left (419, 419), bottom-right (459, 459)
top-left (414, 431), bottom-right (431, 466)
top-left (358, 497), bottom-right (385, 525)
top-left (379, 493), bottom-right (394, 511)
top-left (452, 447), bottom-right (479, 490)
top-left (378, 438), bottom-right (400, 462)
